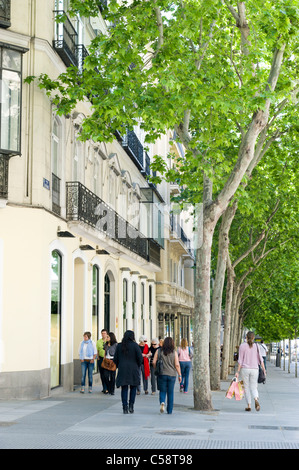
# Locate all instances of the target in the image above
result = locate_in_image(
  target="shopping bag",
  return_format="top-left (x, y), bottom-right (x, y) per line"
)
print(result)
top-left (235, 380), bottom-right (244, 401)
top-left (225, 379), bottom-right (237, 399)
top-left (225, 378), bottom-right (244, 401)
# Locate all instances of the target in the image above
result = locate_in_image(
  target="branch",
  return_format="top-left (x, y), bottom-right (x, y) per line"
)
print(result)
top-left (153, 0), bottom-right (164, 54)
top-left (222, 0), bottom-right (239, 22)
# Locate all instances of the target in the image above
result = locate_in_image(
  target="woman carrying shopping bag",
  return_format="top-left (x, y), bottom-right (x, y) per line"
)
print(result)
top-left (235, 331), bottom-right (266, 412)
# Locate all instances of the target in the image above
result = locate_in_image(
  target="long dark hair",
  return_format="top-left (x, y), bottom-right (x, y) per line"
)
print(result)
top-left (108, 332), bottom-right (117, 345)
top-left (162, 337), bottom-right (174, 356)
top-left (121, 330), bottom-right (135, 355)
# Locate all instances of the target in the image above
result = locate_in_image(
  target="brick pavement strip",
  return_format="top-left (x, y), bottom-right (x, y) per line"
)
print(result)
top-left (0, 363), bottom-right (298, 450)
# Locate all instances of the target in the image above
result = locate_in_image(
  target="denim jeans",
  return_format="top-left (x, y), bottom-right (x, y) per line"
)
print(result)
top-left (121, 385), bottom-right (137, 406)
top-left (81, 360), bottom-right (94, 388)
top-left (158, 375), bottom-right (176, 414)
top-left (150, 363), bottom-right (158, 392)
top-left (179, 361), bottom-right (192, 392)
top-left (137, 364), bottom-right (148, 392)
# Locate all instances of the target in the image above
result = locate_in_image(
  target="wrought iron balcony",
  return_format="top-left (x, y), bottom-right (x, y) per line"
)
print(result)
top-left (115, 129), bottom-right (144, 171)
top-left (66, 181), bottom-right (161, 266)
top-left (0, 0), bottom-right (11, 28)
top-left (170, 213), bottom-right (194, 258)
top-left (76, 44), bottom-right (89, 72)
top-left (53, 10), bottom-right (78, 67)
top-left (98, 0), bottom-right (108, 12)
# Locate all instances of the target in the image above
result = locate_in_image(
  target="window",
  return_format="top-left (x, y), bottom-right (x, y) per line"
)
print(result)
top-left (132, 282), bottom-right (136, 320)
top-left (141, 282), bottom-right (145, 335)
top-left (50, 250), bottom-right (62, 388)
top-left (0, 47), bottom-right (22, 155)
top-left (123, 279), bottom-right (128, 332)
top-left (149, 284), bottom-right (153, 340)
top-left (0, 1), bottom-right (11, 29)
top-left (92, 265), bottom-right (99, 345)
top-left (52, 117), bottom-right (61, 215)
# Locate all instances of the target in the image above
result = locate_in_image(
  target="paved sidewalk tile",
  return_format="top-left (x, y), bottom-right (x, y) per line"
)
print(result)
top-left (0, 362), bottom-right (298, 449)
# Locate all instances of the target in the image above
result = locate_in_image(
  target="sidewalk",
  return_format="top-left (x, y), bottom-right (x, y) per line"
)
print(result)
top-left (0, 362), bottom-right (298, 449)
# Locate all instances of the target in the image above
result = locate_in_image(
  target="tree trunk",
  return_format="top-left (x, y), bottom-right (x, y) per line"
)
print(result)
top-left (210, 203), bottom-right (237, 390)
top-left (221, 258), bottom-right (235, 380)
top-left (193, 203), bottom-right (215, 411)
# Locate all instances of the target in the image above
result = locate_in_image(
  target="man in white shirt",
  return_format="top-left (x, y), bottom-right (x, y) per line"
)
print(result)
top-left (259, 340), bottom-right (268, 370)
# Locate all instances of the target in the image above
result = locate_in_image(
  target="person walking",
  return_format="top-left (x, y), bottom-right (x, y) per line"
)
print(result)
top-left (96, 329), bottom-right (108, 394)
top-left (153, 336), bottom-right (181, 415)
top-left (113, 330), bottom-right (143, 414)
top-left (235, 331), bottom-right (266, 412)
top-left (102, 332), bottom-right (118, 395)
top-left (149, 338), bottom-right (160, 395)
top-left (259, 340), bottom-right (268, 370)
top-left (78, 332), bottom-right (97, 393)
top-left (177, 338), bottom-right (193, 393)
top-left (137, 335), bottom-right (150, 395)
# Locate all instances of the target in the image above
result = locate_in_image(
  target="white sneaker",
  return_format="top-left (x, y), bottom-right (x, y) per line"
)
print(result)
top-left (160, 402), bottom-right (165, 413)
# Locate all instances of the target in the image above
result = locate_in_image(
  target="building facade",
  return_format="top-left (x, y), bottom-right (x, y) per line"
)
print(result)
top-left (0, 0), bottom-right (194, 400)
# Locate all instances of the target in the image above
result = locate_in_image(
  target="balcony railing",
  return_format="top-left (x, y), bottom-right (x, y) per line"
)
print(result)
top-left (115, 128), bottom-right (145, 171)
top-left (66, 181), bottom-right (161, 266)
top-left (76, 44), bottom-right (89, 71)
top-left (53, 10), bottom-right (78, 67)
top-left (98, 0), bottom-right (108, 12)
top-left (0, 0), bottom-right (11, 28)
top-left (170, 213), bottom-right (194, 258)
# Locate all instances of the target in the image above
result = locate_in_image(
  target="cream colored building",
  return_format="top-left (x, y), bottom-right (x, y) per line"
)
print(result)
top-left (0, 0), bottom-right (194, 400)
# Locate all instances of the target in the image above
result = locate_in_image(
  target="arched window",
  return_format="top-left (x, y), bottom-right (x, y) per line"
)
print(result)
top-left (123, 278), bottom-right (128, 332)
top-left (132, 282), bottom-right (136, 320)
top-left (141, 282), bottom-right (145, 334)
top-left (149, 284), bottom-right (153, 340)
top-left (50, 250), bottom-right (62, 388)
top-left (104, 273), bottom-right (110, 331)
top-left (92, 265), bottom-right (99, 344)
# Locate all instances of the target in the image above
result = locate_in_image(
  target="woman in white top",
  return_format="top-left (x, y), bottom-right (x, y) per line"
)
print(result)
top-left (177, 338), bottom-right (193, 393)
top-left (78, 331), bottom-right (97, 393)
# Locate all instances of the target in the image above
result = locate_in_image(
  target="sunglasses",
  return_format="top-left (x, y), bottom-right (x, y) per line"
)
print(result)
top-left (151, 343), bottom-right (157, 345)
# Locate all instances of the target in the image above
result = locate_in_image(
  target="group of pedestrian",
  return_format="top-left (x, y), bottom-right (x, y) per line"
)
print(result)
top-left (79, 329), bottom-right (193, 415)
top-left (79, 328), bottom-right (267, 415)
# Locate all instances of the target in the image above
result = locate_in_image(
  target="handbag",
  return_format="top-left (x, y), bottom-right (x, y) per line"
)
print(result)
top-left (154, 348), bottom-right (163, 376)
top-left (256, 344), bottom-right (266, 384)
top-left (101, 357), bottom-right (116, 371)
top-left (258, 365), bottom-right (266, 384)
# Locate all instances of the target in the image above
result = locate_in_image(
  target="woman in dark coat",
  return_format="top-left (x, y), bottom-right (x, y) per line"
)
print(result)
top-left (113, 330), bottom-right (143, 414)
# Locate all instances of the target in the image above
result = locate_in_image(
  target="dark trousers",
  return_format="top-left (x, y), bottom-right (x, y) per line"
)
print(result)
top-left (98, 357), bottom-right (107, 392)
top-left (137, 364), bottom-right (148, 392)
top-left (150, 364), bottom-right (157, 392)
top-left (121, 385), bottom-right (137, 407)
top-left (103, 369), bottom-right (116, 394)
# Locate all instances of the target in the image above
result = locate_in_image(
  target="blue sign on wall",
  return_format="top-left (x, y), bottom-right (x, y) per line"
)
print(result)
top-left (43, 178), bottom-right (50, 190)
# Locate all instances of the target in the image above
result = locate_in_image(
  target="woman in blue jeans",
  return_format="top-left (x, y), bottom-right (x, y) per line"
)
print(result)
top-left (78, 332), bottom-right (97, 393)
top-left (177, 338), bottom-right (193, 393)
top-left (153, 337), bottom-right (181, 414)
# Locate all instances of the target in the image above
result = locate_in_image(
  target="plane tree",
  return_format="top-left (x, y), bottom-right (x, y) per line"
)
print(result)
top-left (25, 0), bottom-right (299, 410)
